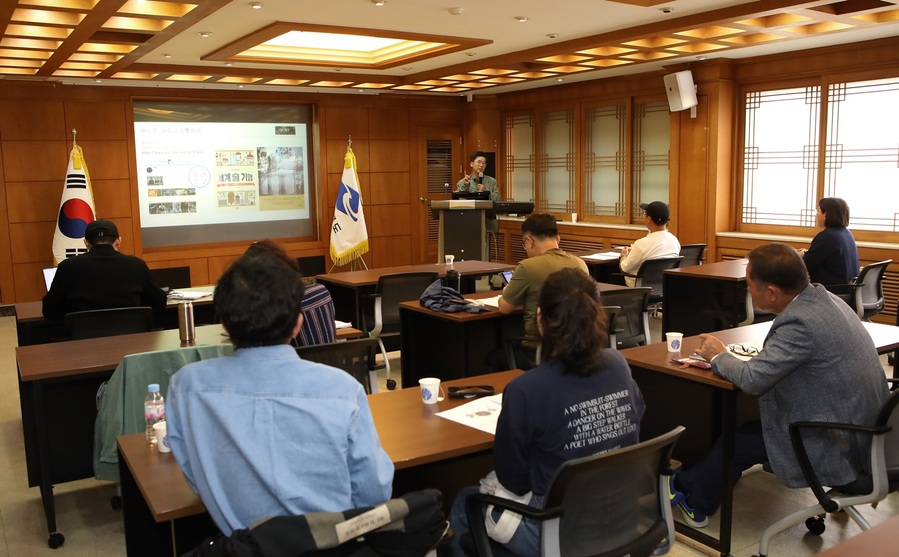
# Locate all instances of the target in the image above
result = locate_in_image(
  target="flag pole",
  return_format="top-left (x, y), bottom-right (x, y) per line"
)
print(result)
top-left (72, 128), bottom-right (77, 147)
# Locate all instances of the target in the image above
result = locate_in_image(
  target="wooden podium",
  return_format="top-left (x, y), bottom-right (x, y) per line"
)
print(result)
top-left (430, 200), bottom-right (493, 262)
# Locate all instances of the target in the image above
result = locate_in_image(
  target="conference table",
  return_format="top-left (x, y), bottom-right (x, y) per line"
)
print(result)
top-left (661, 259), bottom-right (753, 338)
top-left (398, 282), bottom-right (632, 387)
top-left (316, 260), bottom-right (515, 329)
top-left (816, 513), bottom-right (899, 557)
top-left (14, 285), bottom-right (217, 346)
top-left (15, 322), bottom-right (363, 548)
top-left (621, 320), bottom-right (899, 557)
top-left (117, 369), bottom-right (523, 557)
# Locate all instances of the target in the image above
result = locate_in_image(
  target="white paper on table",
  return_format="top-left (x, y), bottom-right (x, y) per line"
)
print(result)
top-left (472, 295), bottom-right (503, 308)
top-left (582, 252), bottom-right (621, 261)
top-left (168, 290), bottom-right (212, 300)
top-left (436, 394), bottom-right (503, 434)
top-left (335, 320), bottom-right (353, 329)
top-left (726, 340), bottom-right (765, 361)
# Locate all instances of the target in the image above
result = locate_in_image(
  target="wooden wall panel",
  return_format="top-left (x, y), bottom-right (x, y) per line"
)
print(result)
top-left (13, 262), bottom-right (46, 303)
top-left (147, 258), bottom-right (210, 287)
top-left (5, 180), bottom-right (58, 223)
top-left (326, 138), bottom-right (369, 173)
top-left (0, 100), bottom-right (66, 140)
top-left (0, 150), bottom-right (12, 304)
top-left (77, 140), bottom-right (130, 179)
top-left (324, 106), bottom-right (369, 140)
top-left (368, 172), bottom-right (409, 205)
top-left (1, 140), bottom-right (68, 182)
top-left (93, 179), bottom-right (133, 218)
top-left (9, 221), bottom-right (55, 265)
top-left (369, 109), bottom-right (409, 140)
top-left (369, 204), bottom-right (411, 237)
top-left (65, 101), bottom-right (127, 140)
top-left (673, 95), bottom-right (710, 245)
top-left (369, 140), bottom-right (409, 172)
top-left (370, 235), bottom-right (411, 267)
top-left (207, 254), bottom-right (241, 284)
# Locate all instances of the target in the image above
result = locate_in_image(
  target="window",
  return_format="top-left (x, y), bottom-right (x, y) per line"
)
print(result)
top-left (740, 76), bottom-right (899, 233)
top-left (504, 98), bottom-right (670, 223)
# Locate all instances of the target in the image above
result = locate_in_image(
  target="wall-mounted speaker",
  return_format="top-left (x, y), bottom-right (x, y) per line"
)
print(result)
top-left (664, 70), bottom-right (698, 112)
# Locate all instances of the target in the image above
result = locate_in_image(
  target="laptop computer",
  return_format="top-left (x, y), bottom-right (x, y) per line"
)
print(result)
top-left (42, 267), bottom-right (57, 291)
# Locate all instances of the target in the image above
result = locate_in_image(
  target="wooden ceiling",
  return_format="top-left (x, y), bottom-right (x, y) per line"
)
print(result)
top-left (2, 0), bottom-right (899, 95)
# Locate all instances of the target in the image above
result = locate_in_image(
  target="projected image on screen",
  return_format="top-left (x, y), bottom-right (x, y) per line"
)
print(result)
top-left (133, 101), bottom-right (314, 248)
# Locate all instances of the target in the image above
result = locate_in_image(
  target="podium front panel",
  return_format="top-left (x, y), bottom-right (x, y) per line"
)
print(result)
top-left (439, 210), bottom-right (485, 261)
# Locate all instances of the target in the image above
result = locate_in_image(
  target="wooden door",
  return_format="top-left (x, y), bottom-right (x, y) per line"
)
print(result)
top-left (416, 129), bottom-right (461, 263)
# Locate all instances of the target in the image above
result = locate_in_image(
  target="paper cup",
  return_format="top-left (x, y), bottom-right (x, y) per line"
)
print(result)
top-left (571, 213), bottom-right (578, 223)
top-left (419, 377), bottom-right (443, 405)
top-left (666, 332), bottom-right (684, 353)
top-left (153, 421), bottom-right (171, 453)
top-left (445, 254), bottom-right (455, 266)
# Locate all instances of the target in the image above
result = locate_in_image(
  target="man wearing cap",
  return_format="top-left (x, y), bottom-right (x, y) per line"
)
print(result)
top-left (619, 201), bottom-right (681, 287)
top-left (42, 219), bottom-right (167, 321)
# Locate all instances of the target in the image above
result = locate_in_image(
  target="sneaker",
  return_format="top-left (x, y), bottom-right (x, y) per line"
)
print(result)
top-left (667, 475), bottom-right (685, 506)
top-left (677, 499), bottom-right (709, 528)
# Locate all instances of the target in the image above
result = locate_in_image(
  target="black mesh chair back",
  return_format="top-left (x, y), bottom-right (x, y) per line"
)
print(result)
top-left (465, 426), bottom-right (684, 557)
top-left (600, 287), bottom-right (652, 348)
top-left (755, 388), bottom-right (899, 556)
top-left (602, 305), bottom-right (620, 349)
top-left (852, 259), bottom-right (891, 320)
top-left (63, 306), bottom-right (154, 340)
top-left (678, 244), bottom-right (706, 267)
top-left (296, 338), bottom-right (379, 394)
top-left (633, 256), bottom-right (683, 305)
top-left (375, 272), bottom-right (439, 335)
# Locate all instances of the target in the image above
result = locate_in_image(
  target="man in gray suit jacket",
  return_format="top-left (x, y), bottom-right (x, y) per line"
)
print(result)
top-left (668, 242), bottom-right (889, 528)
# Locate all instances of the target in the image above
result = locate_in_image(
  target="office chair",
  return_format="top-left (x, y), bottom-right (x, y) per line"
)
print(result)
top-left (188, 488), bottom-right (450, 557)
top-left (294, 282), bottom-right (337, 346)
top-left (678, 244), bottom-right (706, 267)
top-left (63, 306), bottom-right (154, 340)
top-left (296, 337), bottom-right (379, 394)
top-left (753, 388), bottom-right (899, 557)
top-left (600, 287), bottom-right (653, 347)
top-left (844, 259), bottom-right (891, 321)
top-left (464, 426), bottom-right (684, 557)
top-left (603, 305), bottom-right (621, 349)
top-left (621, 256), bottom-right (683, 317)
top-left (363, 271), bottom-right (439, 391)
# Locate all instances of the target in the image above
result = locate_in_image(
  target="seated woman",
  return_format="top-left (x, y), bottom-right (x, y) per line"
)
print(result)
top-left (445, 268), bottom-right (645, 556)
top-left (800, 197), bottom-right (859, 287)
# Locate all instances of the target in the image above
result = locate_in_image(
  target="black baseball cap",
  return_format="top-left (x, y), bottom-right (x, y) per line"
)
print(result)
top-left (84, 219), bottom-right (119, 242)
top-left (640, 201), bottom-right (670, 225)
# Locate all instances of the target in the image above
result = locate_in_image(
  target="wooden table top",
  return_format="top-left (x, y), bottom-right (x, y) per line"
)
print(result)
top-left (117, 369), bottom-right (523, 523)
top-left (622, 321), bottom-right (899, 391)
top-left (815, 514), bottom-right (899, 557)
top-left (315, 260), bottom-right (514, 288)
top-left (16, 323), bottom-right (364, 382)
top-left (663, 259), bottom-right (748, 280)
top-left (399, 283), bottom-right (631, 323)
top-left (15, 286), bottom-right (217, 323)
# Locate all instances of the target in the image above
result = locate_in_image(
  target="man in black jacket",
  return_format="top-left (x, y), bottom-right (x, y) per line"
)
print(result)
top-left (42, 220), bottom-right (167, 321)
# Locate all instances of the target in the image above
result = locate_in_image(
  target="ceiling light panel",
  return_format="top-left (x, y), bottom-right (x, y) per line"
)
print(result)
top-left (11, 8), bottom-right (86, 26)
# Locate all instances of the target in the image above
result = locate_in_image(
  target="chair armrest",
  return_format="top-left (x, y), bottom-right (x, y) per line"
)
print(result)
top-left (789, 420), bottom-right (890, 512)
top-left (464, 492), bottom-right (561, 557)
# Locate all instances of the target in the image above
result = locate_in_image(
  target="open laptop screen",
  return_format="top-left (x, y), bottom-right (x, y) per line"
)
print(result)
top-left (42, 267), bottom-right (57, 291)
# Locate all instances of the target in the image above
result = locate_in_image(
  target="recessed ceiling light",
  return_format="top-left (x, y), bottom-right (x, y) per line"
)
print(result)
top-left (515, 16), bottom-right (529, 23)
top-left (371, 0), bottom-right (386, 5)
top-left (449, 7), bottom-right (463, 15)
top-left (465, 52), bottom-right (476, 57)
top-left (199, 31), bottom-right (212, 38)
top-left (163, 53), bottom-right (172, 59)
top-left (546, 33), bottom-right (558, 39)
top-left (697, 56), bottom-right (707, 61)
top-left (249, 2), bottom-right (263, 8)
top-left (225, 62), bottom-right (233, 67)
top-left (557, 78), bottom-right (564, 82)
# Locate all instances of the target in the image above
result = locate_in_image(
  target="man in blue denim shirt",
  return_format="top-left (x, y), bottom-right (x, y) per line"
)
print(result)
top-left (167, 253), bottom-right (393, 535)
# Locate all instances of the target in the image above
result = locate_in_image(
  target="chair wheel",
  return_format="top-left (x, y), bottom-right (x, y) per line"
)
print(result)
top-left (111, 495), bottom-right (122, 510)
top-left (48, 532), bottom-right (65, 549)
top-left (805, 516), bottom-right (826, 535)
top-left (386, 378), bottom-right (397, 390)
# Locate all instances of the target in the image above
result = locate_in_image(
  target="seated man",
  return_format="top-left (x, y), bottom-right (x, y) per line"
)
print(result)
top-left (166, 254), bottom-right (393, 535)
top-left (497, 213), bottom-right (589, 369)
top-left (618, 201), bottom-right (680, 287)
top-left (670, 242), bottom-right (888, 528)
top-left (42, 219), bottom-right (167, 321)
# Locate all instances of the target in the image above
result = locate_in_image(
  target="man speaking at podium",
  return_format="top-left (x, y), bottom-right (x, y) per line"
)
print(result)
top-left (456, 151), bottom-right (500, 235)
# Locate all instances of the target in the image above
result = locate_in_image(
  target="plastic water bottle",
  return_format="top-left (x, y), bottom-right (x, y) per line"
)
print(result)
top-left (145, 384), bottom-right (165, 444)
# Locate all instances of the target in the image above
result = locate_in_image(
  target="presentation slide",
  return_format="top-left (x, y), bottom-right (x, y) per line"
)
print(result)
top-left (134, 122), bottom-right (310, 227)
